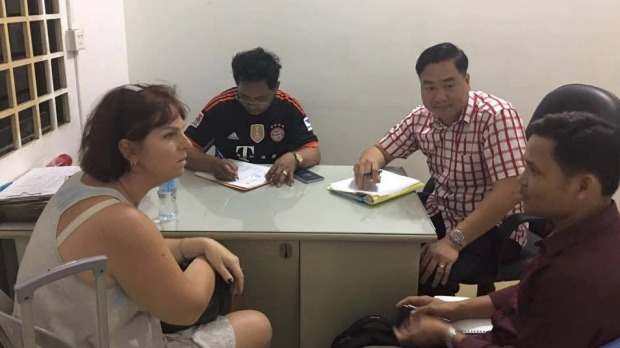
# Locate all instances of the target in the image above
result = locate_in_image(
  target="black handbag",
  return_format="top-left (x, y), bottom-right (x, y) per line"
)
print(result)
top-left (160, 261), bottom-right (233, 334)
top-left (331, 315), bottom-right (401, 348)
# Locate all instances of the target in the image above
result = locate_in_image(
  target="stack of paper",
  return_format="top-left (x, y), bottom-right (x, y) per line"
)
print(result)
top-left (435, 296), bottom-right (493, 334)
top-left (0, 166), bottom-right (81, 204)
top-left (327, 170), bottom-right (425, 205)
top-left (194, 160), bottom-right (271, 191)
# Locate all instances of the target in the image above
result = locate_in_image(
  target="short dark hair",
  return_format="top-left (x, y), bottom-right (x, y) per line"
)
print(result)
top-left (231, 47), bottom-right (282, 89)
top-left (415, 42), bottom-right (468, 76)
top-left (79, 84), bottom-right (187, 182)
top-left (526, 112), bottom-right (620, 196)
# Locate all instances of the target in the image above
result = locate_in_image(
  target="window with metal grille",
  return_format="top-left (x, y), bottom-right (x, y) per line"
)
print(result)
top-left (0, 0), bottom-right (70, 157)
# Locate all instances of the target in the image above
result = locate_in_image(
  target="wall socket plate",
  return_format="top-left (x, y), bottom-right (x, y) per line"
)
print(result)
top-left (66, 29), bottom-right (85, 51)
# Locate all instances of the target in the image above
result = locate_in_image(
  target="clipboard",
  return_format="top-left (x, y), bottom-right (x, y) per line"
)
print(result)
top-left (0, 166), bottom-right (81, 203)
top-left (194, 160), bottom-right (270, 191)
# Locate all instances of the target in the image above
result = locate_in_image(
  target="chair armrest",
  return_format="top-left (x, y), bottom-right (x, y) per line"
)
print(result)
top-left (496, 213), bottom-right (546, 241)
top-left (494, 213), bottom-right (547, 278)
top-left (417, 177), bottom-right (436, 206)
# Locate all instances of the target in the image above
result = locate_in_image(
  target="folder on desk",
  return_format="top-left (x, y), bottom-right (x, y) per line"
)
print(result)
top-left (327, 170), bottom-right (425, 206)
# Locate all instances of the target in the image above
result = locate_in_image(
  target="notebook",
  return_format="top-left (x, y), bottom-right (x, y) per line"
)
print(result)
top-left (327, 170), bottom-right (424, 205)
top-left (435, 296), bottom-right (493, 334)
top-left (194, 160), bottom-right (270, 191)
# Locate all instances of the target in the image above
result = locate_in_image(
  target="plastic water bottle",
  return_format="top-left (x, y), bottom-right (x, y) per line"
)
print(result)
top-left (157, 179), bottom-right (178, 222)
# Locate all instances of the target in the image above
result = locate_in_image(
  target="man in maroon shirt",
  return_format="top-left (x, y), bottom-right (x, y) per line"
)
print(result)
top-left (393, 112), bottom-right (620, 347)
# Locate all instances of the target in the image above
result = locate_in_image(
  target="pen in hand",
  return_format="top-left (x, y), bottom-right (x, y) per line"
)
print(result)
top-left (363, 169), bottom-right (383, 176)
top-left (224, 160), bottom-right (239, 180)
top-left (402, 304), bottom-right (451, 322)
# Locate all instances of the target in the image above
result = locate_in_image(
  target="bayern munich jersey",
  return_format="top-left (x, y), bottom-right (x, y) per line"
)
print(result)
top-left (185, 87), bottom-right (319, 164)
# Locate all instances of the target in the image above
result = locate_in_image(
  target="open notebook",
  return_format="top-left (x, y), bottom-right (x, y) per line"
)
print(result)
top-left (436, 296), bottom-right (493, 334)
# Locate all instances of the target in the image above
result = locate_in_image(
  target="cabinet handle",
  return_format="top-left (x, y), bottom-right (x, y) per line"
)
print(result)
top-left (279, 243), bottom-right (293, 259)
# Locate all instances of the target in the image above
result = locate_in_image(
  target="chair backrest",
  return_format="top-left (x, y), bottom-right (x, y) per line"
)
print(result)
top-left (0, 289), bottom-right (12, 314)
top-left (600, 336), bottom-right (620, 348)
top-left (530, 83), bottom-right (620, 129)
top-left (0, 256), bottom-right (109, 348)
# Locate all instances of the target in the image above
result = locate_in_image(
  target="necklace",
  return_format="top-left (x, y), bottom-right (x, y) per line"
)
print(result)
top-left (115, 179), bottom-right (138, 206)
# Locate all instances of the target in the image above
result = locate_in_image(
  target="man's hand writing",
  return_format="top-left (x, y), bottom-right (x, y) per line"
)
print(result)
top-left (213, 159), bottom-right (238, 181)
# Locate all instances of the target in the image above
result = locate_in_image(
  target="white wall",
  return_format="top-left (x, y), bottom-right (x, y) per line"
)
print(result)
top-left (123, 0), bottom-right (620, 185)
top-left (0, 0), bottom-right (129, 184)
top-left (68, 0), bottom-right (130, 122)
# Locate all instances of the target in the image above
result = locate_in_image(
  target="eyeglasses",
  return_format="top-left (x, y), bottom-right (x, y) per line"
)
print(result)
top-left (236, 93), bottom-right (272, 106)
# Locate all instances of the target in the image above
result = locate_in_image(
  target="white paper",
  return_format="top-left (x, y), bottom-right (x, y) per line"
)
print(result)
top-left (195, 160), bottom-right (270, 189)
top-left (435, 296), bottom-right (493, 334)
top-left (0, 166), bottom-right (81, 201)
top-left (328, 170), bottom-right (421, 196)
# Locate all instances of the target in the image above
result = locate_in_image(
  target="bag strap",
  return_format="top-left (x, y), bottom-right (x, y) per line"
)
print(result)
top-left (342, 315), bottom-right (394, 336)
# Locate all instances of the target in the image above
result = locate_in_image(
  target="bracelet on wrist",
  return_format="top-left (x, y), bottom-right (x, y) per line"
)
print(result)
top-left (178, 238), bottom-right (189, 263)
top-left (445, 326), bottom-right (457, 348)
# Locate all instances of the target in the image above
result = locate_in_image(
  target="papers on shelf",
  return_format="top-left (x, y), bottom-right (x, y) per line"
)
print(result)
top-left (435, 296), bottom-right (493, 334)
top-left (0, 166), bottom-right (81, 203)
top-left (194, 160), bottom-right (270, 191)
top-left (327, 170), bottom-right (424, 205)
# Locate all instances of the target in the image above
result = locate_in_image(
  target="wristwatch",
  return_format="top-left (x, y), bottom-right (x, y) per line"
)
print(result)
top-left (293, 152), bottom-right (303, 167)
top-left (445, 326), bottom-right (457, 348)
top-left (448, 229), bottom-right (466, 249)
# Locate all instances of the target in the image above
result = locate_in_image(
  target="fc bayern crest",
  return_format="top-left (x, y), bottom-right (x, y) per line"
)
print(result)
top-left (250, 124), bottom-right (265, 143)
top-left (270, 127), bottom-right (285, 142)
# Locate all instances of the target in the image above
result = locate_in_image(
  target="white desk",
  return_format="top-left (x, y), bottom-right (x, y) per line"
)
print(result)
top-left (0, 165), bottom-right (436, 348)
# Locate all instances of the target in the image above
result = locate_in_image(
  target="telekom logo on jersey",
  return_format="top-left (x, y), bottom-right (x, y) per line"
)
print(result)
top-left (235, 146), bottom-right (277, 161)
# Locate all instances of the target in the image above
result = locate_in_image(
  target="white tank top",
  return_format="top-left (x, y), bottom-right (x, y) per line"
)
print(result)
top-left (13, 173), bottom-right (165, 347)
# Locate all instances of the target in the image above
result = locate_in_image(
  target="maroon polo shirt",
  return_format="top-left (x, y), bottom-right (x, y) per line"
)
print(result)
top-left (459, 202), bottom-right (620, 348)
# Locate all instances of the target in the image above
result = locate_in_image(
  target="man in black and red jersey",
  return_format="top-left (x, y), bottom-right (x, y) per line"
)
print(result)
top-left (185, 47), bottom-right (320, 187)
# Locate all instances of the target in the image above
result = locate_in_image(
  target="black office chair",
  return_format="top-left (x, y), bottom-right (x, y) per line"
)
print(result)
top-left (422, 84), bottom-right (620, 296)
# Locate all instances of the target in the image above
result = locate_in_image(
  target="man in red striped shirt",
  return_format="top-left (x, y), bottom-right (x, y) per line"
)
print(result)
top-left (185, 47), bottom-right (320, 187)
top-left (354, 43), bottom-right (527, 296)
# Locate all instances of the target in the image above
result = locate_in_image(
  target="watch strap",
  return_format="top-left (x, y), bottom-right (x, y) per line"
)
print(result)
top-left (445, 325), bottom-right (456, 348)
top-left (293, 152), bottom-right (303, 167)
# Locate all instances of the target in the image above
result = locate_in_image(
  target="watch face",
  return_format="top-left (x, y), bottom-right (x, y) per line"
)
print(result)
top-left (294, 153), bottom-right (303, 164)
top-left (450, 230), bottom-right (465, 245)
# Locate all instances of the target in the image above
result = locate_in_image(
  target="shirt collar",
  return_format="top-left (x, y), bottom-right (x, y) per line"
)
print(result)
top-left (430, 91), bottom-right (475, 128)
top-left (540, 201), bottom-right (619, 257)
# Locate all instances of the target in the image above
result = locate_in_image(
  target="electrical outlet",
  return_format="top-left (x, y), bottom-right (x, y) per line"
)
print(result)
top-left (66, 29), bottom-right (85, 51)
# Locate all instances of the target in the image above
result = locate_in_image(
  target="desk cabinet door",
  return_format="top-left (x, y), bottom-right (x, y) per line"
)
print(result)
top-left (220, 240), bottom-right (300, 348)
top-left (300, 240), bottom-right (420, 348)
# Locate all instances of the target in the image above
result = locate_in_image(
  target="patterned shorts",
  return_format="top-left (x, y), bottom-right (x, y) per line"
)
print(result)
top-left (164, 316), bottom-right (235, 348)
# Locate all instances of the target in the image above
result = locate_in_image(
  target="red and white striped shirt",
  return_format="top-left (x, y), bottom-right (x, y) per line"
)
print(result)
top-left (380, 91), bottom-right (528, 245)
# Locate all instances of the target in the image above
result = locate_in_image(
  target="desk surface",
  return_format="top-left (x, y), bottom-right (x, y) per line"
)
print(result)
top-left (1, 165), bottom-right (435, 242)
top-left (140, 165), bottom-right (435, 241)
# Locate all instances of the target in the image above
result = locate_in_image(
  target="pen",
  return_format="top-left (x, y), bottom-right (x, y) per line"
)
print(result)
top-left (214, 149), bottom-right (239, 180)
top-left (214, 148), bottom-right (224, 159)
top-left (0, 182), bottom-right (12, 192)
top-left (226, 161), bottom-right (239, 180)
top-left (403, 305), bottom-right (452, 322)
top-left (363, 169), bottom-right (382, 176)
